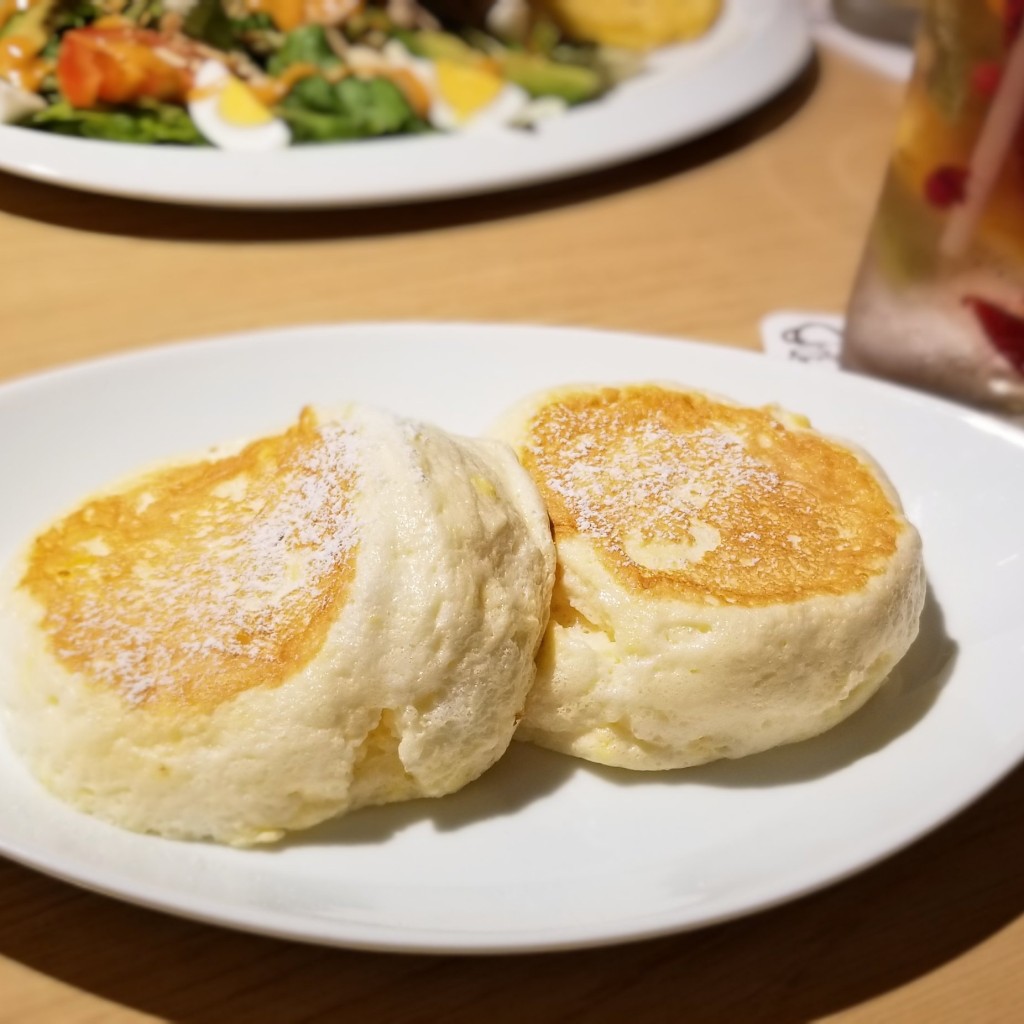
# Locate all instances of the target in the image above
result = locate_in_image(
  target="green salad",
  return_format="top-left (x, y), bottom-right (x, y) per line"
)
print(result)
top-left (0, 0), bottom-right (639, 149)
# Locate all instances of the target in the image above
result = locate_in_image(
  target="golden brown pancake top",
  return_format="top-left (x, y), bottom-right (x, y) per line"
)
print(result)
top-left (21, 408), bottom-right (361, 709)
top-left (521, 386), bottom-right (902, 607)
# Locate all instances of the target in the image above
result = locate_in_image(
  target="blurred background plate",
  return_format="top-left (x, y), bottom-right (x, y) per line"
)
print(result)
top-left (0, 0), bottom-right (810, 208)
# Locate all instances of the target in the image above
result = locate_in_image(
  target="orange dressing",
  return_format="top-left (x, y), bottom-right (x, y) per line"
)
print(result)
top-left (0, 34), bottom-right (51, 92)
top-left (0, 0), bottom-right (41, 34)
top-left (374, 65), bottom-right (431, 118)
top-left (244, 0), bottom-right (365, 33)
top-left (250, 60), bottom-right (325, 105)
top-left (0, 1), bottom-right (14, 35)
top-left (91, 14), bottom-right (133, 28)
top-left (245, 0), bottom-right (305, 32)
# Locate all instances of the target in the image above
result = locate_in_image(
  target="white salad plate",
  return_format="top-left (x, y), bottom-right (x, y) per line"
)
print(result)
top-left (0, 321), bottom-right (1021, 955)
top-left (0, 0), bottom-right (810, 207)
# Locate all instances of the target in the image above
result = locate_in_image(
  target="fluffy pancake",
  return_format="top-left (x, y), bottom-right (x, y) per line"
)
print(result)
top-left (0, 404), bottom-right (554, 844)
top-left (492, 383), bottom-right (926, 770)
top-left (539, 0), bottom-right (722, 49)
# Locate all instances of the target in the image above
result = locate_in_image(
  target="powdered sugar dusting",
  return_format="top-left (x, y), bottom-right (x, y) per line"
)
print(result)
top-left (523, 387), bottom-right (902, 604)
top-left (530, 414), bottom-right (782, 555)
top-left (27, 414), bottom-right (366, 705)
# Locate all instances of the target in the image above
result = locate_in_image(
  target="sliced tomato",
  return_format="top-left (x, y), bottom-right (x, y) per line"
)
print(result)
top-left (57, 28), bottom-right (193, 109)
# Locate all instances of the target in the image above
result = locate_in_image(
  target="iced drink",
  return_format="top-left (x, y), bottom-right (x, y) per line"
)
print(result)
top-left (843, 0), bottom-right (1024, 418)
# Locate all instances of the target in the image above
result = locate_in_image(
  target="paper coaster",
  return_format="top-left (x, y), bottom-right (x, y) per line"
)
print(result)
top-left (759, 311), bottom-right (844, 368)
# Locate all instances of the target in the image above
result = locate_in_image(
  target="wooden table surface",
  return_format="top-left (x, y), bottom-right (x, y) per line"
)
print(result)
top-left (3, 44), bottom-right (1023, 1024)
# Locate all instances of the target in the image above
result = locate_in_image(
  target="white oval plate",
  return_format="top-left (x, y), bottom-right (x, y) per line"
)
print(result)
top-left (0, 322), bottom-right (1021, 954)
top-left (0, 0), bottom-right (809, 207)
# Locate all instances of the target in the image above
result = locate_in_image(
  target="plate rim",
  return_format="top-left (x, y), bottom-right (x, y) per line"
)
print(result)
top-left (3, 318), bottom-right (1019, 442)
top-left (0, 0), bottom-right (812, 208)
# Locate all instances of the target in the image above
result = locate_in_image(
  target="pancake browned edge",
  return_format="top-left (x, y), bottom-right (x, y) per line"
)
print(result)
top-left (492, 383), bottom-right (926, 770)
top-left (0, 404), bottom-right (555, 844)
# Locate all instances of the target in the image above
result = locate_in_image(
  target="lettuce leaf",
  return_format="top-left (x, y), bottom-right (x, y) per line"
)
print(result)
top-left (182, 0), bottom-right (235, 51)
top-left (267, 25), bottom-right (341, 75)
top-left (23, 100), bottom-right (205, 144)
top-left (277, 75), bottom-right (426, 142)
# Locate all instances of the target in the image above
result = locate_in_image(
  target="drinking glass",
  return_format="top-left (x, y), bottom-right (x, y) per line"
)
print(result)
top-left (842, 0), bottom-right (1024, 419)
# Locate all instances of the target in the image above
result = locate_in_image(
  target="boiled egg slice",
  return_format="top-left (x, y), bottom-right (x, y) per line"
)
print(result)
top-left (381, 43), bottom-right (528, 133)
top-left (0, 80), bottom-right (46, 124)
top-left (431, 59), bottom-right (529, 132)
top-left (188, 60), bottom-right (290, 152)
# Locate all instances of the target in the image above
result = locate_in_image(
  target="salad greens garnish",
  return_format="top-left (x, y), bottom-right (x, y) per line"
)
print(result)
top-left (0, 0), bottom-right (636, 149)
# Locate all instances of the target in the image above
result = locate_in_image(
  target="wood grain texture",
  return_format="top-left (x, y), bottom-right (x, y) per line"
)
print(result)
top-left (4, 47), bottom-right (1021, 1024)
top-left (1, 48), bottom-right (893, 379)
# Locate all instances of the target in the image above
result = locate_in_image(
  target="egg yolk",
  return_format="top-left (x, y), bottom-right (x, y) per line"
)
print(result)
top-left (434, 59), bottom-right (504, 122)
top-left (218, 78), bottom-right (273, 127)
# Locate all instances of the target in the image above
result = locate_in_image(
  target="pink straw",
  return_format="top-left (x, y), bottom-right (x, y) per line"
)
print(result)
top-left (940, 19), bottom-right (1024, 258)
